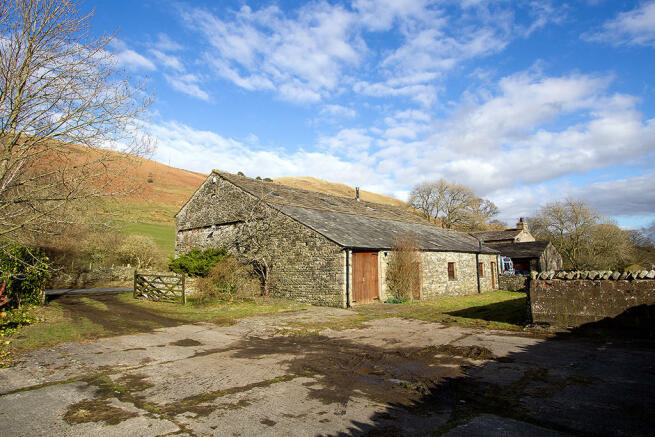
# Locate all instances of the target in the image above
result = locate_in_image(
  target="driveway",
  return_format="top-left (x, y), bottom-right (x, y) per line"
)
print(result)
top-left (0, 296), bottom-right (654, 436)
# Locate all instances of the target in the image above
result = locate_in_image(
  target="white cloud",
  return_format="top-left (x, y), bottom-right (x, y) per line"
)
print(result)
top-left (583, 1), bottom-right (655, 46)
top-left (164, 74), bottom-right (210, 101)
top-left (572, 172), bottom-right (655, 217)
top-left (354, 79), bottom-right (438, 107)
top-left (150, 49), bottom-right (184, 72)
top-left (111, 39), bottom-right (156, 71)
top-left (153, 33), bottom-right (184, 52)
top-left (353, 0), bottom-right (430, 31)
top-left (182, 2), bottom-right (363, 103)
top-left (320, 104), bottom-right (357, 119)
top-left (150, 120), bottom-right (386, 190)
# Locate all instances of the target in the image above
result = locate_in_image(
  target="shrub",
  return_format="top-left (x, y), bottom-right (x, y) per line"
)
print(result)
top-left (385, 237), bottom-right (421, 300)
top-left (169, 247), bottom-right (229, 277)
top-left (117, 235), bottom-right (161, 269)
top-left (0, 244), bottom-right (50, 307)
top-left (194, 257), bottom-right (260, 303)
top-left (385, 297), bottom-right (410, 304)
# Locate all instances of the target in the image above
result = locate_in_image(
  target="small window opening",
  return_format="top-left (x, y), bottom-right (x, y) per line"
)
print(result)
top-left (448, 262), bottom-right (456, 281)
top-left (478, 262), bottom-right (484, 278)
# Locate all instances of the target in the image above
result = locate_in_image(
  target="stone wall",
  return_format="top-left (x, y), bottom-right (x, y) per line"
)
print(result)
top-left (379, 251), bottom-right (498, 300)
top-left (529, 270), bottom-right (655, 327)
top-left (48, 266), bottom-right (134, 289)
top-left (176, 175), bottom-right (254, 233)
top-left (499, 274), bottom-right (529, 292)
top-left (176, 192), bottom-right (346, 307)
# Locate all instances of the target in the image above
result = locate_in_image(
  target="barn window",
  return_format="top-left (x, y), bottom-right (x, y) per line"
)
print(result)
top-left (478, 262), bottom-right (484, 277)
top-left (448, 262), bottom-right (456, 281)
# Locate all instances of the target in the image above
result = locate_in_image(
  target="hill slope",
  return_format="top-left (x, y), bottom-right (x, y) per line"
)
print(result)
top-left (87, 153), bottom-right (408, 254)
top-left (274, 176), bottom-right (406, 207)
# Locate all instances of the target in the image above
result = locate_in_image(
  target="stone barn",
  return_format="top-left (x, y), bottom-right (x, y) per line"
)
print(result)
top-left (175, 171), bottom-right (500, 308)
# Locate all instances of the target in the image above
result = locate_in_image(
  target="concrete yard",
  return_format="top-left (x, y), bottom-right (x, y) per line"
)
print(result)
top-left (1, 295), bottom-right (654, 436)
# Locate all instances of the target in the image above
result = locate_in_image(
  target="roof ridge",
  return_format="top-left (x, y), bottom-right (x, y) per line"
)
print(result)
top-left (212, 169), bottom-right (401, 209)
top-left (212, 169), bottom-right (429, 225)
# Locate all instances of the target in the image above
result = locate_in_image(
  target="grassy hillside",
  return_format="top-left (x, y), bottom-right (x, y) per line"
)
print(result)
top-left (70, 149), bottom-right (408, 256)
top-left (274, 176), bottom-right (406, 207)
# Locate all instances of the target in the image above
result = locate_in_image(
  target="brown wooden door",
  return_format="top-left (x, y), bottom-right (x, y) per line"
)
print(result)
top-left (352, 252), bottom-right (379, 304)
top-left (490, 262), bottom-right (496, 289)
top-left (412, 261), bottom-right (422, 300)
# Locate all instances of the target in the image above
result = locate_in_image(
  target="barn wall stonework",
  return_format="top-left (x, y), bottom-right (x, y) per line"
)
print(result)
top-left (378, 251), bottom-right (498, 300)
top-left (176, 176), bottom-right (255, 233)
top-left (176, 176), bottom-right (346, 307)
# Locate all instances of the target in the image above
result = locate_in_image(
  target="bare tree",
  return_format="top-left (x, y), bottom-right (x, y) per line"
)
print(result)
top-left (408, 179), bottom-right (448, 222)
top-left (231, 186), bottom-right (281, 296)
top-left (408, 179), bottom-right (499, 230)
top-left (529, 199), bottom-right (637, 270)
top-left (0, 0), bottom-right (152, 246)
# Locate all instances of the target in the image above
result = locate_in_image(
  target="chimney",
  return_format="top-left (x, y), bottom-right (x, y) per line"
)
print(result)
top-left (516, 217), bottom-right (527, 231)
top-left (355, 187), bottom-right (360, 201)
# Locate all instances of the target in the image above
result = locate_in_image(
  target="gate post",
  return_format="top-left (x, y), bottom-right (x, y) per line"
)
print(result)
top-left (182, 274), bottom-right (186, 305)
top-left (133, 270), bottom-right (137, 299)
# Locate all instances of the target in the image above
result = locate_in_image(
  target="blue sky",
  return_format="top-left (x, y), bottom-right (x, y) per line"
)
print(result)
top-left (84, 0), bottom-right (655, 228)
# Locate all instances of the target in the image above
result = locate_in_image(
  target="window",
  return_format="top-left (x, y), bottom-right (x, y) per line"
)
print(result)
top-left (478, 262), bottom-right (484, 278)
top-left (447, 262), bottom-right (456, 281)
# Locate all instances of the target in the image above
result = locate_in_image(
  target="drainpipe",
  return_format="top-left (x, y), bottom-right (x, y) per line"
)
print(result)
top-left (470, 234), bottom-right (482, 294)
top-left (345, 249), bottom-right (351, 307)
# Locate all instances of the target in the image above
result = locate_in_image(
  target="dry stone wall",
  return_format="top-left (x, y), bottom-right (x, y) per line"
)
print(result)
top-left (499, 274), bottom-right (529, 292)
top-left (48, 266), bottom-right (134, 289)
top-left (529, 269), bottom-right (655, 327)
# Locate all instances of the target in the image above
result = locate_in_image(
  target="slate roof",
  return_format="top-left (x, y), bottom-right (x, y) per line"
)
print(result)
top-left (494, 241), bottom-right (551, 259)
top-left (214, 171), bottom-right (497, 254)
top-left (279, 206), bottom-right (497, 253)
top-left (214, 170), bottom-right (426, 224)
top-left (470, 229), bottom-right (522, 242)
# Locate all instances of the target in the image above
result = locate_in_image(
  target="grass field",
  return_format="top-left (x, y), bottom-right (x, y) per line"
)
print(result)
top-left (120, 221), bottom-right (176, 256)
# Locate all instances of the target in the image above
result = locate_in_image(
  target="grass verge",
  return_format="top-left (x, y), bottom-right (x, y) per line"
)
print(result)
top-left (2, 293), bottom-right (306, 359)
top-left (282, 291), bottom-right (528, 333)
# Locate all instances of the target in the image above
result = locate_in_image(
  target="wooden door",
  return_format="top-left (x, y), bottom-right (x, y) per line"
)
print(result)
top-left (412, 262), bottom-right (422, 300)
top-left (352, 252), bottom-right (379, 304)
top-left (490, 262), bottom-right (496, 289)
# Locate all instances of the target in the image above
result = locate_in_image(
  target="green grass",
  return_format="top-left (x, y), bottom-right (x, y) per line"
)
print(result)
top-left (284, 291), bottom-right (528, 333)
top-left (3, 291), bottom-right (527, 361)
top-left (356, 291), bottom-right (528, 330)
top-left (5, 293), bottom-right (306, 355)
top-left (119, 221), bottom-right (176, 256)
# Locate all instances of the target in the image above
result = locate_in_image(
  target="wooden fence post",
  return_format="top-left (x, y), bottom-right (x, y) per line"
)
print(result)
top-left (182, 274), bottom-right (186, 305)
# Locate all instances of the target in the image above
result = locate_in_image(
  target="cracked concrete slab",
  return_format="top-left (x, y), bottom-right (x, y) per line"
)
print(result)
top-left (1, 301), bottom-right (654, 436)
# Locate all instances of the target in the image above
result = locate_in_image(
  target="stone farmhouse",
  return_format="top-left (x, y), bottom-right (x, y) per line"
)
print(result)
top-left (472, 219), bottom-right (563, 272)
top-left (471, 218), bottom-right (535, 244)
top-left (175, 171), bottom-right (500, 308)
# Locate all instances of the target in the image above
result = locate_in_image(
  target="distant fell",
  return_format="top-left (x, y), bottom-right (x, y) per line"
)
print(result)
top-left (274, 176), bottom-right (406, 207)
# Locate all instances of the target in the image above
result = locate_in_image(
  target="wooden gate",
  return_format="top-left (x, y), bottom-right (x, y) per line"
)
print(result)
top-left (352, 252), bottom-right (379, 304)
top-left (134, 271), bottom-right (186, 304)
